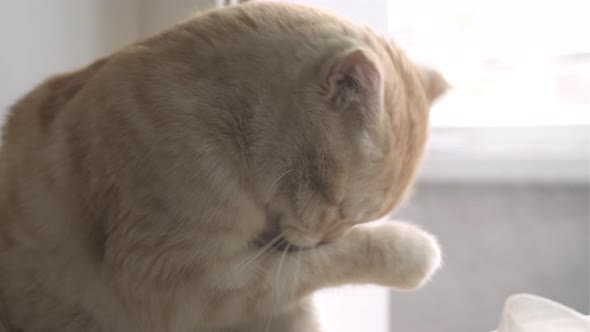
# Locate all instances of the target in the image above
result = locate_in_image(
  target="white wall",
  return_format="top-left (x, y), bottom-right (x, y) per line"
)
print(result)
top-left (419, 126), bottom-right (590, 184)
top-left (139, 0), bottom-right (217, 38)
top-left (315, 285), bottom-right (389, 332)
top-left (260, 0), bottom-right (390, 34)
top-left (0, 0), bottom-right (139, 116)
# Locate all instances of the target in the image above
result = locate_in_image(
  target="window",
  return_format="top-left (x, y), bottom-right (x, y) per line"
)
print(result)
top-left (388, 0), bottom-right (590, 127)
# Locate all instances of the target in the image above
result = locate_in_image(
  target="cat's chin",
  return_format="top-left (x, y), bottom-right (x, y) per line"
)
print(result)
top-left (255, 219), bottom-right (321, 252)
top-left (254, 231), bottom-right (318, 253)
top-left (282, 226), bottom-right (324, 250)
top-left (270, 239), bottom-right (305, 252)
top-left (253, 235), bottom-right (306, 252)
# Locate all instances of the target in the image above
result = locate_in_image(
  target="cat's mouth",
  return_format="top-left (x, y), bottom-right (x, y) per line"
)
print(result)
top-left (254, 218), bottom-right (307, 252)
top-left (267, 237), bottom-right (303, 252)
top-left (254, 229), bottom-right (303, 252)
top-left (256, 212), bottom-right (321, 252)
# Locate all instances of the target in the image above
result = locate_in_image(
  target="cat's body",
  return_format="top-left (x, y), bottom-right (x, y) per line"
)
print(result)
top-left (0, 3), bottom-right (446, 332)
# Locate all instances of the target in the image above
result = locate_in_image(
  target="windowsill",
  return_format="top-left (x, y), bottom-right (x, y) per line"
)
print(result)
top-left (417, 125), bottom-right (590, 184)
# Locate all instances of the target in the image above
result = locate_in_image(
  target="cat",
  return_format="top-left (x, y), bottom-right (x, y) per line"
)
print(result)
top-left (0, 2), bottom-right (448, 331)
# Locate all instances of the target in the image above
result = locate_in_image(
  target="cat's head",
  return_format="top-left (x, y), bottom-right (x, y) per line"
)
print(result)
top-left (257, 40), bottom-right (448, 250)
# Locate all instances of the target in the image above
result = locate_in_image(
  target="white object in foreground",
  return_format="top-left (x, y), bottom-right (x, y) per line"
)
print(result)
top-left (493, 293), bottom-right (590, 332)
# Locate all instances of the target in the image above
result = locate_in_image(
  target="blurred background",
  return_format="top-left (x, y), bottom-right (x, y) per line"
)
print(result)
top-left (0, 1), bottom-right (588, 331)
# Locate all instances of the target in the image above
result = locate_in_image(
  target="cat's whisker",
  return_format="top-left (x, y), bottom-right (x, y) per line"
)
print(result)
top-left (258, 239), bottom-right (291, 332)
top-left (292, 250), bottom-right (302, 299)
top-left (275, 243), bottom-right (291, 304)
top-left (257, 238), bottom-right (284, 266)
top-left (232, 233), bottom-right (284, 274)
top-left (200, 234), bottom-right (286, 314)
top-left (266, 169), bottom-right (302, 196)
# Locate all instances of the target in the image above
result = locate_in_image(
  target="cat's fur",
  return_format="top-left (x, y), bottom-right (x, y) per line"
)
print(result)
top-left (0, 2), bottom-right (448, 332)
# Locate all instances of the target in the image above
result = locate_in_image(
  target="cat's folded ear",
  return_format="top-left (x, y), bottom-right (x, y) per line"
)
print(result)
top-left (320, 48), bottom-right (383, 113)
top-left (417, 66), bottom-right (450, 104)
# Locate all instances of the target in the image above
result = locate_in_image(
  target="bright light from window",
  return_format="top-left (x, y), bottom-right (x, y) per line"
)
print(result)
top-left (389, 0), bottom-right (590, 127)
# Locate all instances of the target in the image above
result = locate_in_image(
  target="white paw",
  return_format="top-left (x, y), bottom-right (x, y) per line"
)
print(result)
top-left (367, 222), bottom-right (442, 289)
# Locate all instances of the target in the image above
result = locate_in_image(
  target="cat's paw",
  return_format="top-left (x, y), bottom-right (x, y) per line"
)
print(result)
top-left (366, 222), bottom-right (442, 289)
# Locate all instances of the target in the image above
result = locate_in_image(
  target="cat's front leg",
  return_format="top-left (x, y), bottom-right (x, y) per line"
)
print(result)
top-left (205, 221), bottom-right (440, 329)
top-left (295, 221), bottom-right (439, 291)
top-left (355, 221), bottom-right (442, 289)
top-left (252, 221), bottom-right (441, 310)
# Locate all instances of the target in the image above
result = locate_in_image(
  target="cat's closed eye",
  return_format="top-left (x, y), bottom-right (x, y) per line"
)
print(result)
top-left (337, 74), bottom-right (361, 93)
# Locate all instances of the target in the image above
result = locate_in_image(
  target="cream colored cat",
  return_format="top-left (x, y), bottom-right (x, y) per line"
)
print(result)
top-left (0, 2), bottom-right (447, 332)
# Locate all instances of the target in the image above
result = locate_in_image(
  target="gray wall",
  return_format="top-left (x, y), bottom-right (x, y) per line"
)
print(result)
top-left (389, 184), bottom-right (590, 332)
